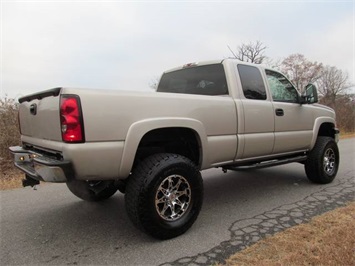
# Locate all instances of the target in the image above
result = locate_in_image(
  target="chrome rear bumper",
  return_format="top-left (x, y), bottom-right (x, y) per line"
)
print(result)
top-left (9, 146), bottom-right (72, 183)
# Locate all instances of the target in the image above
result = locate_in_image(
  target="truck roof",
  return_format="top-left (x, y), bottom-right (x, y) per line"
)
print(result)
top-left (162, 58), bottom-right (269, 74)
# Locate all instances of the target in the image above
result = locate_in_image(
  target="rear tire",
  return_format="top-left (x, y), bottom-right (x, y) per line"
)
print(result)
top-left (305, 137), bottom-right (339, 184)
top-left (66, 180), bottom-right (118, 201)
top-left (125, 153), bottom-right (203, 239)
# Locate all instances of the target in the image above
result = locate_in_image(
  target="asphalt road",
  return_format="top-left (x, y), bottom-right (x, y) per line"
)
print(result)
top-left (1, 138), bottom-right (354, 265)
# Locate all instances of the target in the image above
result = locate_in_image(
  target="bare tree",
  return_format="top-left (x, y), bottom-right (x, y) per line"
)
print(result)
top-left (332, 95), bottom-right (355, 132)
top-left (264, 57), bottom-right (282, 70)
top-left (228, 40), bottom-right (267, 64)
top-left (280, 54), bottom-right (323, 93)
top-left (317, 66), bottom-right (352, 108)
top-left (149, 76), bottom-right (160, 90)
top-left (0, 98), bottom-right (20, 171)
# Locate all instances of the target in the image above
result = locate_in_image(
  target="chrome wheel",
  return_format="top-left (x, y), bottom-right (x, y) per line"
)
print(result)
top-left (155, 175), bottom-right (191, 221)
top-left (125, 153), bottom-right (203, 239)
top-left (323, 148), bottom-right (336, 175)
top-left (305, 137), bottom-right (339, 184)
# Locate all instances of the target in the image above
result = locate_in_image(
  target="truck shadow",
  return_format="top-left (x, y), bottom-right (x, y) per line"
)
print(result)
top-left (203, 166), bottom-right (310, 206)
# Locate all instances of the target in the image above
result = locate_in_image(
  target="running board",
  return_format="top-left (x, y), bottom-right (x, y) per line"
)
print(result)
top-left (223, 155), bottom-right (307, 171)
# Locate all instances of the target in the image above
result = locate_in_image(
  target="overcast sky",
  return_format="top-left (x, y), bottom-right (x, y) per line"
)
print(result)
top-left (1, 0), bottom-right (354, 99)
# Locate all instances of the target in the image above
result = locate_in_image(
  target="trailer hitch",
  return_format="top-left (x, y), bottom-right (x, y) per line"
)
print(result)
top-left (22, 175), bottom-right (40, 188)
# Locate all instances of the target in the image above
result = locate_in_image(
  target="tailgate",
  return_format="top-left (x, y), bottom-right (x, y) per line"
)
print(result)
top-left (18, 88), bottom-right (62, 141)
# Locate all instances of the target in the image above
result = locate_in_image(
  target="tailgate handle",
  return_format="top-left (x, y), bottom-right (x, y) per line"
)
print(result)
top-left (30, 104), bottom-right (37, 115)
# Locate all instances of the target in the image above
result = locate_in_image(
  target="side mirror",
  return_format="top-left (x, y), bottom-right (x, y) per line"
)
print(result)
top-left (301, 83), bottom-right (318, 104)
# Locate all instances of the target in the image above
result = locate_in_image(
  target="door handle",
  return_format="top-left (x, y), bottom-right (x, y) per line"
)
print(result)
top-left (275, 108), bottom-right (284, 116)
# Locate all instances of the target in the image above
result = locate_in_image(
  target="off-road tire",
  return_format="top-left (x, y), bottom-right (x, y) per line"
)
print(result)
top-left (66, 180), bottom-right (118, 201)
top-left (125, 153), bottom-right (203, 240)
top-left (305, 137), bottom-right (339, 184)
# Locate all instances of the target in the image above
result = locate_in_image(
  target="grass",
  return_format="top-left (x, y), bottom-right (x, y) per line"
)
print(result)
top-left (225, 202), bottom-right (355, 266)
top-left (0, 168), bottom-right (23, 190)
top-left (340, 132), bottom-right (355, 139)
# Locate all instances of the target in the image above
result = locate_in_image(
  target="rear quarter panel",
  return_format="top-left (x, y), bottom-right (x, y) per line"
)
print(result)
top-left (60, 88), bottom-right (238, 178)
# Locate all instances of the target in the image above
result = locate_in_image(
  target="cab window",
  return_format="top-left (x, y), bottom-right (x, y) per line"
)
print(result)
top-left (237, 65), bottom-right (267, 100)
top-left (266, 70), bottom-right (299, 103)
top-left (157, 64), bottom-right (228, 96)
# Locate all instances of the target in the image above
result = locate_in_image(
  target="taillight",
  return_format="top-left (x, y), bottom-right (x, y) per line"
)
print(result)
top-left (60, 95), bottom-right (85, 143)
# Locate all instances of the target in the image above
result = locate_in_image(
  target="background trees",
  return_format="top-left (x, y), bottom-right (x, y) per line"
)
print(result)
top-left (317, 66), bottom-right (351, 108)
top-left (279, 54), bottom-right (323, 93)
top-left (228, 40), bottom-right (267, 64)
top-left (228, 41), bottom-right (354, 132)
top-left (0, 98), bottom-right (20, 172)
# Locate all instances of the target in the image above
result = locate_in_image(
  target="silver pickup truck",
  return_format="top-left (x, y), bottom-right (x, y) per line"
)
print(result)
top-left (10, 59), bottom-right (339, 239)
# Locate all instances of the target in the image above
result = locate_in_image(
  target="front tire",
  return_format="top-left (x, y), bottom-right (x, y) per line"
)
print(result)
top-left (66, 180), bottom-right (118, 201)
top-left (125, 153), bottom-right (203, 239)
top-left (305, 137), bottom-right (339, 184)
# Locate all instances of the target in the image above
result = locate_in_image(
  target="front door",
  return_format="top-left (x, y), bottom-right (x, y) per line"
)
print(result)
top-left (265, 70), bottom-right (313, 154)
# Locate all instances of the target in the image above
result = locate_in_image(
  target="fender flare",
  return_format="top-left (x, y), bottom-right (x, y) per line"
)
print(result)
top-left (310, 117), bottom-right (336, 150)
top-left (118, 117), bottom-right (208, 178)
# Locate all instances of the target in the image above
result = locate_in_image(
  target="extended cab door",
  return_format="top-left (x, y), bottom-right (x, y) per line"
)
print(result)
top-left (235, 64), bottom-right (275, 159)
top-left (265, 69), bottom-right (313, 154)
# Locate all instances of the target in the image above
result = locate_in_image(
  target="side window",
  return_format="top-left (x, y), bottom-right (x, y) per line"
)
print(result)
top-left (237, 65), bottom-right (267, 100)
top-left (157, 64), bottom-right (229, 96)
top-left (265, 70), bottom-right (299, 103)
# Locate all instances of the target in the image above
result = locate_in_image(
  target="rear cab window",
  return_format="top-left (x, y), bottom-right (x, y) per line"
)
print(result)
top-left (157, 64), bottom-right (229, 96)
top-left (237, 64), bottom-right (267, 100)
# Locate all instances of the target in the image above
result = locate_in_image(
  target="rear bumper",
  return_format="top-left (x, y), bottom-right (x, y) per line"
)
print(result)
top-left (9, 146), bottom-right (73, 183)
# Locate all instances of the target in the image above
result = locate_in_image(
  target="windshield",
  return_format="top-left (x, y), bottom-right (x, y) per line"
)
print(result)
top-left (157, 64), bottom-right (229, 96)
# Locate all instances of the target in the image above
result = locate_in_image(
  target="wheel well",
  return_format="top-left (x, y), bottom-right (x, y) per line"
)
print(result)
top-left (318, 123), bottom-right (336, 139)
top-left (134, 128), bottom-right (201, 167)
